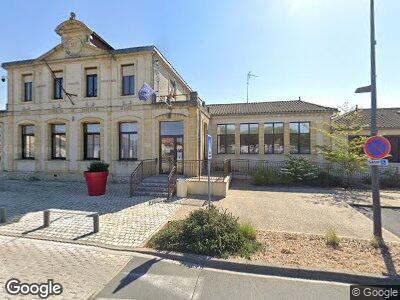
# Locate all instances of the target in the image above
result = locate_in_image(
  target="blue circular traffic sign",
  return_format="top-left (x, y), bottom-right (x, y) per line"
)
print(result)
top-left (363, 136), bottom-right (391, 159)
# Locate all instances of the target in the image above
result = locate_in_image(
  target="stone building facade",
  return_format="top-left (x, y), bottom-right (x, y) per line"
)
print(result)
top-left (0, 14), bottom-right (340, 181)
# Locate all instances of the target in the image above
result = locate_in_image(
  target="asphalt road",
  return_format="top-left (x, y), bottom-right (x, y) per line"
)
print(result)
top-left (95, 253), bottom-right (349, 300)
top-left (355, 206), bottom-right (400, 238)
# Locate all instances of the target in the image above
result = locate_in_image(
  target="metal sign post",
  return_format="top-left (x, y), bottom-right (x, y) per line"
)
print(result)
top-left (207, 135), bottom-right (212, 208)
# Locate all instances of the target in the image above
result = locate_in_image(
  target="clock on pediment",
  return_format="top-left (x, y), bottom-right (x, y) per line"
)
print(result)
top-left (64, 37), bottom-right (83, 57)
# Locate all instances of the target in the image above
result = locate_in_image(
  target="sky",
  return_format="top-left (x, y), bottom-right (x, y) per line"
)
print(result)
top-left (0, 0), bottom-right (399, 110)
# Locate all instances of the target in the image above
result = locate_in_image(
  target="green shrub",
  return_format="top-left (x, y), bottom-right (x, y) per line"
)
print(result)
top-left (281, 156), bottom-right (318, 183)
top-left (308, 171), bottom-right (344, 188)
top-left (325, 229), bottom-right (340, 248)
top-left (364, 167), bottom-right (400, 189)
top-left (87, 161), bottom-right (109, 172)
top-left (148, 206), bottom-right (262, 258)
top-left (251, 169), bottom-right (280, 185)
top-left (370, 236), bottom-right (380, 249)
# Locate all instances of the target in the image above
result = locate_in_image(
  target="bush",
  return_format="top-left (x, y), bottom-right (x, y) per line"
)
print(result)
top-left (281, 156), bottom-right (318, 183)
top-left (370, 236), bottom-right (380, 249)
top-left (364, 167), bottom-right (400, 189)
top-left (307, 171), bottom-right (344, 188)
top-left (87, 161), bottom-right (109, 172)
top-left (325, 229), bottom-right (340, 248)
top-left (148, 206), bottom-right (262, 258)
top-left (251, 169), bottom-right (280, 185)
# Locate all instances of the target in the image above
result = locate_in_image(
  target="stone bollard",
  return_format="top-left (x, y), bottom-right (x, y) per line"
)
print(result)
top-left (93, 214), bottom-right (99, 233)
top-left (0, 207), bottom-right (7, 223)
top-left (43, 210), bottom-right (50, 228)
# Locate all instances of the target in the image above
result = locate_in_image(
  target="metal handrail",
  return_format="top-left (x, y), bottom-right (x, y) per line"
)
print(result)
top-left (167, 165), bottom-right (177, 200)
top-left (129, 158), bottom-right (158, 196)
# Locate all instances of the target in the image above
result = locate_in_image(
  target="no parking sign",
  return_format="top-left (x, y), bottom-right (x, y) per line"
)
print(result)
top-left (364, 136), bottom-right (391, 160)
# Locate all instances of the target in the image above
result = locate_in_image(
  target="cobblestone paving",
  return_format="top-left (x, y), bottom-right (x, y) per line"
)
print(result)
top-left (0, 180), bottom-right (180, 247)
top-left (0, 235), bottom-right (133, 299)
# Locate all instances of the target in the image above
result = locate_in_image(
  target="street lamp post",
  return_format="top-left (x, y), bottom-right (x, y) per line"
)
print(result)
top-left (355, 0), bottom-right (382, 239)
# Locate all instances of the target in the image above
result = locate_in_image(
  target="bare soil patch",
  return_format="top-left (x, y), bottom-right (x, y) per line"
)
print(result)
top-left (251, 230), bottom-right (400, 276)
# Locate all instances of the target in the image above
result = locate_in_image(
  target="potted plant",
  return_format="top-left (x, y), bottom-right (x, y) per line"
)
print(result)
top-left (84, 161), bottom-right (109, 196)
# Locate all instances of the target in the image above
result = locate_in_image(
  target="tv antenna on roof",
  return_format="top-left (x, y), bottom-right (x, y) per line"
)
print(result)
top-left (246, 71), bottom-right (258, 103)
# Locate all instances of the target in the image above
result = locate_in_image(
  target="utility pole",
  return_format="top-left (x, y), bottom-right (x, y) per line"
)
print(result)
top-left (369, 0), bottom-right (382, 239)
top-left (246, 72), bottom-right (258, 103)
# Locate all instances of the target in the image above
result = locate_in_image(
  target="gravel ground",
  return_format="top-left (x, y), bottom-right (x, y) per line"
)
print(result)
top-left (250, 231), bottom-right (400, 276)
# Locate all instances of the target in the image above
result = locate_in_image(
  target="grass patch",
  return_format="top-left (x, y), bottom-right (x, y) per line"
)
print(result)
top-left (325, 229), bottom-right (340, 248)
top-left (148, 206), bottom-right (263, 259)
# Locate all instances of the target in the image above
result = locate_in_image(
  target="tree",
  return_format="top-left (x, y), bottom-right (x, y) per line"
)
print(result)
top-left (317, 109), bottom-right (368, 187)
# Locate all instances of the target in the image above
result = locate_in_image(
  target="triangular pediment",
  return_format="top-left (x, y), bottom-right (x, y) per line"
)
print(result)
top-left (37, 42), bottom-right (109, 62)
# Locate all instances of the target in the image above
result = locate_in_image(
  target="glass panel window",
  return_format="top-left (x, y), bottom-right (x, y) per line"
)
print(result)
top-left (119, 122), bottom-right (137, 160)
top-left (22, 125), bottom-right (35, 159)
top-left (24, 82), bottom-right (32, 101)
top-left (86, 69), bottom-right (97, 97)
top-left (84, 123), bottom-right (100, 160)
top-left (217, 124), bottom-right (235, 154)
top-left (160, 121), bottom-right (183, 136)
top-left (122, 65), bottom-right (135, 96)
top-left (54, 77), bottom-right (63, 99)
top-left (240, 123), bottom-right (259, 154)
top-left (290, 122), bottom-right (310, 154)
top-left (264, 122), bottom-right (284, 154)
top-left (51, 124), bottom-right (66, 159)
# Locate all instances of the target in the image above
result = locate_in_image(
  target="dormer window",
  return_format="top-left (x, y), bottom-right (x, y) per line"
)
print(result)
top-left (85, 68), bottom-right (97, 97)
top-left (53, 71), bottom-right (63, 100)
top-left (23, 74), bottom-right (33, 102)
top-left (122, 64), bottom-right (134, 96)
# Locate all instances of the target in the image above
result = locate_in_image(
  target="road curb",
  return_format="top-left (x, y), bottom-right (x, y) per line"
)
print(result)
top-left (132, 248), bottom-right (400, 285)
top-left (351, 203), bottom-right (400, 209)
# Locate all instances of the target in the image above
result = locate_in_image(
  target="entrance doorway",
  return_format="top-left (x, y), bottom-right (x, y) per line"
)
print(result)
top-left (159, 121), bottom-right (184, 174)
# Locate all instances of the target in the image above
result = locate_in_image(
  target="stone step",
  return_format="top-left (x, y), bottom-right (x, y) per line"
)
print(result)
top-left (140, 182), bottom-right (168, 188)
top-left (133, 191), bottom-right (169, 197)
top-left (136, 185), bottom-right (167, 193)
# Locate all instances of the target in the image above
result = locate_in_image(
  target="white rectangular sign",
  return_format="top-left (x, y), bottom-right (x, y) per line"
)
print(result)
top-left (207, 135), bottom-right (212, 159)
top-left (368, 159), bottom-right (389, 167)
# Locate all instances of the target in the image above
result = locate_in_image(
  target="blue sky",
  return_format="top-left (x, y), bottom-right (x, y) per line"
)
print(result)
top-left (0, 0), bottom-right (399, 110)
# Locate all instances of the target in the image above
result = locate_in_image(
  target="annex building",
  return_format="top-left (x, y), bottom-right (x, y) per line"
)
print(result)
top-left (0, 14), bottom-right (341, 182)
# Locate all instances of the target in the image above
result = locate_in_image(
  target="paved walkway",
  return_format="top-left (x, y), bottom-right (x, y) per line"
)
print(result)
top-left (0, 236), bottom-right (133, 299)
top-left (0, 180), bottom-right (180, 247)
top-left (213, 183), bottom-right (400, 242)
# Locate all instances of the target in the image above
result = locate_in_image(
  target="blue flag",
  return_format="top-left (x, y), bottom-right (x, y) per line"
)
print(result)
top-left (138, 82), bottom-right (155, 101)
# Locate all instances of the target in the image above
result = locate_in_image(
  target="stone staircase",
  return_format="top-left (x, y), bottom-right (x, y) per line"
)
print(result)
top-left (132, 175), bottom-right (170, 197)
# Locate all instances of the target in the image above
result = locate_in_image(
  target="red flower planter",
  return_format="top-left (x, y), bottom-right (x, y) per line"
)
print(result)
top-left (84, 171), bottom-right (109, 196)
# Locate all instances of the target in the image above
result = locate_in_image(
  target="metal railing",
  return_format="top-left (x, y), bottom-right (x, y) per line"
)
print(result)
top-left (129, 158), bottom-right (158, 196)
top-left (167, 165), bottom-right (177, 200)
top-left (174, 159), bottom-right (232, 181)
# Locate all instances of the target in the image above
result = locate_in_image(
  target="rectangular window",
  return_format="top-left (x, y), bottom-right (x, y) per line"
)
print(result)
top-left (86, 68), bottom-right (97, 97)
top-left (217, 124), bottom-right (235, 154)
top-left (240, 123), bottom-right (259, 154)
top-left (122, 65), bottom-right (135, 96)
top-left (84, 123), bottom-right (100, 160)
top-left (51, 124), bottom-right (66, 159)
top-left (119, 122), bottom-right (137, 160)
top-left (22, 125), bottom-right (35, 159)
top-left (290, 122), bottom-right (310, 154)
top-left (264, 122), bottom-right (284, 154)
top-left (53, 75), bottom-right (63, 99)
top-left (23, 74), bottom-right (33, 102)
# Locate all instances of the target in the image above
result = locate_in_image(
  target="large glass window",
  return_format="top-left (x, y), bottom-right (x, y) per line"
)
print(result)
top-left (23, 74), bottom-right (33, 102)
top-left (290, 122), bottom-right (310, 154)
top-left (264, 122), bottom-right (284, 154)
top-left (217, 124), bottom-right (235, 154)
top-left (84, 123), bottom-right (100, 160)
top-left (122, 65), bottom-right (135, 96)
top-left (51, 124), bottom-right (66, 159)
top-left (120, 122), bottom-right (137, 160)
top-left (240, 123), bottom-right (259, 154)
top-left (54, 76), bottom-right (63, 100)
top-left (86, 68), bottom-right (97, 97)
top-left (22, 125), bottom-right (35, 159)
